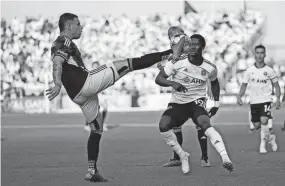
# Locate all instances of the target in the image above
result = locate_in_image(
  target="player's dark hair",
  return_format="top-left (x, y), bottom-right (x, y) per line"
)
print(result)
top-left (190, 34), bottom-right (206, 48)
top-left (58, 13), bottom-right (78, 32)
top-left (255, 45), bottom-right (266, 53)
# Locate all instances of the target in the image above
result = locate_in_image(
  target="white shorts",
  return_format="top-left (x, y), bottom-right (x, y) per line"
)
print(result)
top-left (73, 63), bottom-right (119, 123)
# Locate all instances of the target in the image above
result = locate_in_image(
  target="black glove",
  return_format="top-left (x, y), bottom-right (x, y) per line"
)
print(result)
top-left (209, 107), bottom-right (219, 118)
top-left (208, 101), bottom-right (220, 118)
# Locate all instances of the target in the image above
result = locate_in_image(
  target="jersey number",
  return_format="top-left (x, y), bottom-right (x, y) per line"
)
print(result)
top-left (264, 104), bottom-right (271, 112)
top-left (195, 99), bottom-right (206, 108)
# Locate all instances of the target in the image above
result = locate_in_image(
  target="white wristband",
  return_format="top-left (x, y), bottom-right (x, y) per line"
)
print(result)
top-left (214, 101), bottom-right (220, 107)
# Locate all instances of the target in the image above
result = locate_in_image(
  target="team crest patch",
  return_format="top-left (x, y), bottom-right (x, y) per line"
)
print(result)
top-left (264, 72), bottom-right (268, 76)
top-left (201, 69), bottom-right (206, 76)
top-left (183, 77), bottom-right (190, 83)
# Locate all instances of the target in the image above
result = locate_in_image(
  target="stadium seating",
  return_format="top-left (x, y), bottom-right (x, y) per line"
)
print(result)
top-left (1, 10), bottom-right (283, 100)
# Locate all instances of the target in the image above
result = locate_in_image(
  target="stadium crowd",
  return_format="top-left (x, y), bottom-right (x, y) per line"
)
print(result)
top-left (1, 9), bottom-right (284, 101)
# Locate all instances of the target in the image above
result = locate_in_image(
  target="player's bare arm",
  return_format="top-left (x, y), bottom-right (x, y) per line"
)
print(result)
top-left (237, 83), bottom-right (248, 105)
top-left (46, 56), bottom-right (64, 101)
top-left (272, 81), bottom-right (281, 109)
top-left (155, 69), bottom-right (187, 92)
top-left (282, 87), bottom-right (285, 103)
top-left (209, 78), bottom-right (220, 117)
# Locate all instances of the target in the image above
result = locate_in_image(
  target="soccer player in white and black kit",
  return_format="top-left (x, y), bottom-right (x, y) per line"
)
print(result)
top-left (237, 45), bottom-right (281, 154)
top-left (46, 13), bottom-right (180, 182)
top-left (155, 34), bottom-right (234, 174)
top-left (159, 27), bottom-right (210, 168)
top-left (248, 86), bottom-right (274, 132)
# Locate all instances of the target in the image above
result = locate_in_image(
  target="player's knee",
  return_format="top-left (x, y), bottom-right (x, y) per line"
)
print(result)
top-left (260, 117), bottom-right (269, 125)
top-left (89, 118), bottom-right (103, 134)
top-left (159, 116), bottom-right (173, 132)
top-left (196, 115), bottom-right (211, 130)
top-left (112, 59), bottom-right (132, 77)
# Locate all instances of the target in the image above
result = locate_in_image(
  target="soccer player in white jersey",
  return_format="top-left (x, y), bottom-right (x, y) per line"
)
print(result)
top-left (159, 27), bottom-right (210, 168)
top-left (248, 93), bottom-right (274, 133)
top-left (155, 34), bottom-right (234, 174)
top-left (237, 45), bottom-right (281, 154)
top-left (46, 13), bottom-right (181, 182)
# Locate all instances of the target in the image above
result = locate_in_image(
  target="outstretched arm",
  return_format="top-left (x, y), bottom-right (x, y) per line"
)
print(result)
top-left (237, 83), bottom-right (248, 105)
top-left (155, 69), bottom-right (174, 87)
top-left (155, 69), bottom-right (187, 92)
top-left (211, 79), bottom-right (220, 102)
top-left (52, 56), bottom-right (64, 88)
top-left (272, 81), bottom-right (281, 109)
top-left (282, 87), bottom-right (285, 102)
top-left (46, 56), bottom-right (64, 101)
top-left (208, 78), bottom-right (220, 117)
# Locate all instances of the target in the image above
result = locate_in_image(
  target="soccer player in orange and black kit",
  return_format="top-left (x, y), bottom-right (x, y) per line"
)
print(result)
top-left (46, 13), bottom-right (181, 182)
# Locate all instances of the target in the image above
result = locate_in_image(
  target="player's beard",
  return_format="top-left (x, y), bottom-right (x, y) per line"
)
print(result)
top-left (73, 32), bottom-right (82, 39)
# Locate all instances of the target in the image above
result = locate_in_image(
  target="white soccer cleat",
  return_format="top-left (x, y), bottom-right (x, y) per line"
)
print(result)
top-left (268, 135), bottom-right (278, 152)
top-left (180, 152), bottom-right (191, 174)
top-left (259, 145), bottom-right (267, 154)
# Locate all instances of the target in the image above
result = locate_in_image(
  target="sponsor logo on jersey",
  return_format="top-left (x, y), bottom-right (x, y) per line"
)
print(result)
top-left (190, 78), bottom-right (205, 84)
top-left (183, 77), bottom-right (191, 83)
top-left (256, 79), bottom-right (267, 83)
top-left (264, 72), bottom-right (268, 76)
top-left (201, 69), bottom-right (206, 76)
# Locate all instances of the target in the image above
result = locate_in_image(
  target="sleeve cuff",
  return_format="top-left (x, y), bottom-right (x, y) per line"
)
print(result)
top-left (54, 53), bottom-right (68, 61)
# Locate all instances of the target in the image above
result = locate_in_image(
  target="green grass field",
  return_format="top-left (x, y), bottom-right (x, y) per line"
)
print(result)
top-left (2, 107), bottom-right (285, 186)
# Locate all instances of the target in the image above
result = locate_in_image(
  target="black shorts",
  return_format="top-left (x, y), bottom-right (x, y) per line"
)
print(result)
top-left (250, 102), bottom-right (272, 122)
top-left (162, 98), bottom-right (209, 127)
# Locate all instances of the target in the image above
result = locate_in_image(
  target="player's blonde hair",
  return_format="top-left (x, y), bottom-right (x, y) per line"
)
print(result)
top-left (167, 26), bottom-right (184, 39)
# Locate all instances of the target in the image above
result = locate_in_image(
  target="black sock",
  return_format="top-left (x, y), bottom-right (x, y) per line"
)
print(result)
top-left (87, 132), bottom-right (102, 171)
top-left (130, 49), bottom-right (172, 70)
top-left (197, 128), bottom-right (208, 160)
top-left (173, 127), bottom-right (183, 160)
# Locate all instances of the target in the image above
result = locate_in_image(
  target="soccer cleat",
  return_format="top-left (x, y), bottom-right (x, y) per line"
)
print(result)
top-left (201, 157), bottom-right (211, 167)
top-left (85, 170), bottom-right (108, 182)
top-left (259, 145), bottom-right (267, 154)
top-left (180, 152), bottom-right (191, 174)
top-left (268, 135), bottom-right (278, 152)
top-left (222, 161), bottom-right (235, 173)
top-left (163, 158), bottom-right (181, 167)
